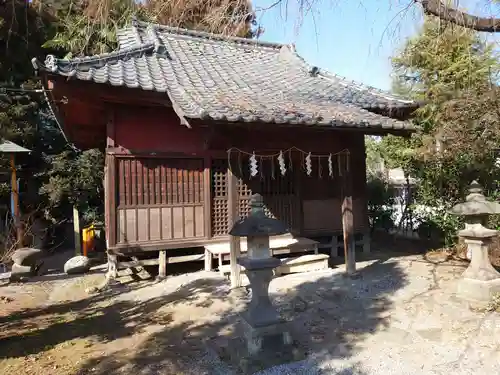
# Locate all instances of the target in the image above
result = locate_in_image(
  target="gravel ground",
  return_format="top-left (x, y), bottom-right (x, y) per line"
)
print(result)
top-left (254, 255), bottom-right (500, 375)
top-left (2, 253), bottom-right (500, 375)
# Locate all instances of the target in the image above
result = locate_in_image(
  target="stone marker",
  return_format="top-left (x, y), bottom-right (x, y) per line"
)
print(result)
top-left (449, 181), bottom-right (500, 301)
top-left (64, 255), bottom-right (91, 275)
top-left (11, 247), bottom-right (43, 267)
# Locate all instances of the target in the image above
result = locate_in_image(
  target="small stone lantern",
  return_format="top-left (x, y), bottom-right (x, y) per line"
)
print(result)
top-left (229, 193), bottom-right (292, 355)
top-left (450, 181), bottom-right (500, 301)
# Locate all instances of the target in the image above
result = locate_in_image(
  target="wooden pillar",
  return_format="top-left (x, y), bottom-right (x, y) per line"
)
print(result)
top-left (228, 168), bottom-right (241, 288)
top-left (107, 250), bottom-right (118, 279)
top-left (73, 206), bottom-right (81, 255)
top-left (10, 154), bottom-right (22, 248)
top-left (158, 250), bottom-right (167, 280)
top-left (203, 155), bottom-right (212, 239)
top-left (341, 151), bottom-right (356, 275)
top-left (105, 110), bottom-right (117, 249)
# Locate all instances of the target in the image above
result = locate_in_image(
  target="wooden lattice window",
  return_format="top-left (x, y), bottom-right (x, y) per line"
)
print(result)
top-left (117, 157), bottom-right (204, 207)
top-left (236, 158), bottom-right (296, 219)
top-left (211, 159), bottom-right (229, 237)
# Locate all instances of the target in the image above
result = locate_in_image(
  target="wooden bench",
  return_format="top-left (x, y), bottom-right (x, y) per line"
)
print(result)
top-left (204, 235), bottom-right (320, 275)
top-left (218, 253), bottom-right (329, 278)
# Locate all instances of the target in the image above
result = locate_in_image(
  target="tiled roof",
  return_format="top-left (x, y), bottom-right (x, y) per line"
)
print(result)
top-left (32, 20), bottom-right (417, 130)
top-left (0, 140), bottom-right (31, 153)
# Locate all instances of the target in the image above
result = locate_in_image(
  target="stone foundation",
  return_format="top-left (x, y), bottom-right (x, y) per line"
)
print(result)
top-left (240, 314), bottom-right (292, 355)
top-left (457, 277), bottom-right (500, 302)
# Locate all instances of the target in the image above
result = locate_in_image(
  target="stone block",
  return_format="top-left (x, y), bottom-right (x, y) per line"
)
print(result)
top-left (64, 255), bottom-right (91, 275)
top-left (10, 263), bottom-right (35, 282)
top-left (11, 247), bottom-right (43, 267)
top-left (276, 254), bottom-right (329, 275)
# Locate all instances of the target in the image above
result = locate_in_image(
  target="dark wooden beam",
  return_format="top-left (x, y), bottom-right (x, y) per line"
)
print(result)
top-left (105, 147), bottom-right (227, 159)
top-left (191, 119), bottom-right (414, 136)
top-left (106, 109), bottom-right (116, 148)
top-left (48, 76), bottom-right (173, 107)
top-left (203, 155), bottom-right (212, 239)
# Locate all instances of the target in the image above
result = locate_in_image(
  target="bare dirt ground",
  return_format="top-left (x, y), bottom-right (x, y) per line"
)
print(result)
top-left (1, 241), bottom-right (500, 375)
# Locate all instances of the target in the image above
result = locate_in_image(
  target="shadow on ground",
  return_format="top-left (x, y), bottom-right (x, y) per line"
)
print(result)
top-left (0, 254), bottom-right (408, 375)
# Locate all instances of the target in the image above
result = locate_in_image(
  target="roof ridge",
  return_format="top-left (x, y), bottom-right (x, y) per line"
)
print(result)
top-left (38, 43), bottom-right (155, 72)
top-left (131, 18), bottom-right (285, 50)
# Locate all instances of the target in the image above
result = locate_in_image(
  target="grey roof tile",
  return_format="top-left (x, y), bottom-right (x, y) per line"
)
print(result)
top-left (33, 20), bottom-right (417, 130)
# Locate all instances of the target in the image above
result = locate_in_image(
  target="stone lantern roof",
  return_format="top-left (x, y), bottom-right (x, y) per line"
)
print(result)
top-left (450, 181), bottom-right (500, 239)
top-left (229, 194), bottom-right (289, 237)
top-left (449, 181), bottom-right (500, 217)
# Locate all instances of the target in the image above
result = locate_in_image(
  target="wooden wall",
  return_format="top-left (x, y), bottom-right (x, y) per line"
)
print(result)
top-left (115, 157), bottom-right (206, 246)
top-left (113, 107), bottom-right (205, 153)
top-left (106, 106), bottom-right (368, 251)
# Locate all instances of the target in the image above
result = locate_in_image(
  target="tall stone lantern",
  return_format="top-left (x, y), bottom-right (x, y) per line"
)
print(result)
top-left (229, 193), bottom-right (292, 355)
top-left (450, 181), bottom-right (500, 301)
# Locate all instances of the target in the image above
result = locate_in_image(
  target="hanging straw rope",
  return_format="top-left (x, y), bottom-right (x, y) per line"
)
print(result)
top-left (226, 147), bottom-right (351, 179)
top-left (227, 146), bottom-right (350, 159)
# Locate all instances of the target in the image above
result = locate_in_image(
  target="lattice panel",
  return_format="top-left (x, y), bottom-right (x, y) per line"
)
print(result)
top-left (212, 198), bottom-right (229, 236)
top-left (211, 159), bottom-right (229, 237)
top-left (238, 197), bottom-right (276, 220)
top-left (211, 159), bottom-right (228, 198)
top-left (238, 177), bottom-right (252, 197)
top-left (211, 156), bottom-right (301, 236)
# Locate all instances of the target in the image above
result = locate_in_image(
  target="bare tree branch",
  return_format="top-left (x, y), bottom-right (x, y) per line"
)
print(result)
top-left (418, 0), bottom-right (500, 32)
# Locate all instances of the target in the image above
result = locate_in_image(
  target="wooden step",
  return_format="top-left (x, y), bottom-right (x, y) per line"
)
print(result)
top-left (276, 254), bottom-right (329, 275)
top-left (218, 254), bottom-right (329, 277)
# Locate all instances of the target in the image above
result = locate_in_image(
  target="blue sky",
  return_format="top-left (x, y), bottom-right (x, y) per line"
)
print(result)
top-left (252, 0), bottom-right (500, 91)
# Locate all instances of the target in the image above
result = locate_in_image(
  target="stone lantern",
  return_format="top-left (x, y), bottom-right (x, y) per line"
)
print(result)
top-left (449, 181), bottom-right (500, 301)
top-left (229, 193), bottom-right (292, 355)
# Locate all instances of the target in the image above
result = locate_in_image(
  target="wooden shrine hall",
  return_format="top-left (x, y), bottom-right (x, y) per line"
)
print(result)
top-left (32, 19), bottom-right (416, 282)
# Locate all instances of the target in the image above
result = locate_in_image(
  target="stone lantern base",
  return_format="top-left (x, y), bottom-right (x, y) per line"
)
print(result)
top-left (457, 278), bottom-right (500, 302)
top-left (209, 255), bottom-right (304, 374)
top-left (240, 315), bottom-right (293, 355)
top-left (457, 230), bottom-right (500, 302)
top-left (237, 256), bottom-right (293, 355)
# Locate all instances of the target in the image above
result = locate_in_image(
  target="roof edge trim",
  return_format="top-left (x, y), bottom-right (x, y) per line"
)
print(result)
top-left (32, 43), bottom-right (156, 74)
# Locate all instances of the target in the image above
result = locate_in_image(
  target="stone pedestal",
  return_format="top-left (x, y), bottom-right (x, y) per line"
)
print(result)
top-left (457, 226), bottom-right (500, 301)
top-left (238, 256), bottom-right (292, 355)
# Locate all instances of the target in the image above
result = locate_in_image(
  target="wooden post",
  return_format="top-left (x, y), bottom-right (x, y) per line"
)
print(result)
top-left (10, 154), bottom-right (22, 248)
top-left (341, 152), bottom-right (356, 275)
top-left (158, 250), bottom-right (167, 280)
top-left (363, 229), bottom-right (371, 254)
top-left (73, 206), bottom-right (81, 255)
top-left (228, 168), bottom-right (241, 288)
top-left (105, 110), bottom-right (117, 249)
top-left (330, 235), bottom-right (339, 258)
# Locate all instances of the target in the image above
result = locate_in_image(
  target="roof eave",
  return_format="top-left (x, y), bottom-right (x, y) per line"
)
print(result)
top-left (188, 116), bottom-right (415, 134)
